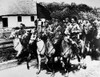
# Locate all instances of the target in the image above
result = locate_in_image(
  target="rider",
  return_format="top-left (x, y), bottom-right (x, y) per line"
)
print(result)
top-left (70, 17), bottom-right (82, 43)
top-left (18, 23), bottom-right (26, 38)
top-left (63, 18), bottom-right (77, 45)
top-left (64, 18), bottom-right (72, 35)
top-left (9, 23), bottom-right (26, 59)
top-left (17, 23), bottom-right (26, 45)
top-left (9, 23), bottom-right (26, 39)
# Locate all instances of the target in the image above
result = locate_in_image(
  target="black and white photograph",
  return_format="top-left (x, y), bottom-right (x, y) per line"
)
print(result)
top-left (0, 0), bottom-right (100, 77)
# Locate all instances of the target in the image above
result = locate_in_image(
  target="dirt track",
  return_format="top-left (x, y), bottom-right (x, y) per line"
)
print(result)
top-left (0, 56), bottom-right (100, 77)
top-left (67, 56), bottom-right (100, 77)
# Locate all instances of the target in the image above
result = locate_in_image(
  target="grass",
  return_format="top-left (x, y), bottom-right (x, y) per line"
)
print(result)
top-left (0, 47), bottom-right (17, 63)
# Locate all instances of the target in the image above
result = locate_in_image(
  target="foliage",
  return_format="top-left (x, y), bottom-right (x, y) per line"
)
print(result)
top-left (39, 2), bottom-right (96, 20)
top-left (79, 12), bottom-right (98, 21)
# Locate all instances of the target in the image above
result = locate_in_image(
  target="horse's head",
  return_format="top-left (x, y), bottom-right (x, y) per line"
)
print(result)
top-left (22, 30), bottom-right (31, 40)
top-left (83, 24), bottom-right (89, 35)
top-left (46, 38), bottom-right (56, 57)
top-left (29, 30), bottom-right (37, 44)
top-left (52, 37), bottom-right (59, 45)
top-left (52, 31), bottom-right (62, 44)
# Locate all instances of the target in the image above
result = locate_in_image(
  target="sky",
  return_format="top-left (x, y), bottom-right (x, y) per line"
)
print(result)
top-left (36, 0), bottom-right (100, 8)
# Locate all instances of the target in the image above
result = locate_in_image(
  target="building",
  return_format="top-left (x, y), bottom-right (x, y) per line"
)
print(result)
top-left (0, 0), bottom-right (37, 28)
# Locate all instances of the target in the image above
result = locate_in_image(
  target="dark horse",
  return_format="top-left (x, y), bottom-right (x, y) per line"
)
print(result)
top-left (92, 26), bottom-right (100, 55)
top-left (9, 30), bottom-right (34, 69)
top-left (85, 24), bottom-right (97, 52)
top-left (17, 30), bottom-right (35, 69)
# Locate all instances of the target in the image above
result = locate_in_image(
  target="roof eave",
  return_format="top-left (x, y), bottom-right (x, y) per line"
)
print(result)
top-left (1, 14), bottom-right (37, 16)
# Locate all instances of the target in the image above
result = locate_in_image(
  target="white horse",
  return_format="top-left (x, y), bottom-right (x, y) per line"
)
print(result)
top-left (29, 32), bottom-right (56, 74)
top-left (29, 30), bottom-right (46, 74)
top-left (9, 30), bottom-right (23, 57)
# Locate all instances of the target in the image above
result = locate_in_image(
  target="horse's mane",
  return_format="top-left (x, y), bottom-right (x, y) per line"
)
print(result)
top-left (20, 31), bottom-right (32, 47)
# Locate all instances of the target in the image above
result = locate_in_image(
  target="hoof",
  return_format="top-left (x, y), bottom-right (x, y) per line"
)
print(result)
top-left (82, 65), bottom-right (87, 69)
top-left (36, 70), bottom-right (41, 74)
top-left (64, 72), bottom-right (69, 77)
top-left (46, 71), bottom-right (52, 74)
top-left (51, 72), bottom-right (55, 77)
top-left (15, 56), bottom-right (18, 59)
top-left (17, 61), bottom-right (22, 65)
top-left (77, 65), bottom-right (81, 69)
top-left (27, 66), bottom-right (30, 70)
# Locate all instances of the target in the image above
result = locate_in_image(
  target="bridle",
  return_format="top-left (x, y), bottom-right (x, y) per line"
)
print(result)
top-left (62, 39), bottom-right (71, 56)
top-left (46, 39), bottom-right (55, 56)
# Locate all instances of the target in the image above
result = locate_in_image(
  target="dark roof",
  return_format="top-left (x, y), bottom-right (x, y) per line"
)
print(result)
top-left (0, 0), bottom-right (37, 16)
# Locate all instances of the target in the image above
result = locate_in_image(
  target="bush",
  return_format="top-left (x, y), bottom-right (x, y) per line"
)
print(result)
top-left (40, 2), bottom-right (93, 20)
top-left (0, 48), bottom-right (17, 63)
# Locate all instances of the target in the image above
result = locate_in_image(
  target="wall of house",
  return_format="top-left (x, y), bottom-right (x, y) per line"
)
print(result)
top-left (22, 16), bottom-right (35, 27)
top-left (6, 15), bottom-right (37, 28)
top-left (0, 21), bottom-right (3, 28)
top-left (8, 16), bottom-right (18, 28)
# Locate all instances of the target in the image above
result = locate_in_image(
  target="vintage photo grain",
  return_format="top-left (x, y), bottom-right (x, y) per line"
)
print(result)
top-left (0, 0), bottom-right (100, 77)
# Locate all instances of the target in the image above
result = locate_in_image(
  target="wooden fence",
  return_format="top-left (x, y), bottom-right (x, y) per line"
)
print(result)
top-left (0, 40), bottom-right (13, 49)
top-left (0, 27), bottom-right (35, 49)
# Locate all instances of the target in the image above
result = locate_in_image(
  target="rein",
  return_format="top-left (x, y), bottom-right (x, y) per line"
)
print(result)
top-left (48, 47), bottom-right (54, 54)
top-left (62, 46), bottom-right (71, 56)
top-left (62, 39), bottom-right (72, 56)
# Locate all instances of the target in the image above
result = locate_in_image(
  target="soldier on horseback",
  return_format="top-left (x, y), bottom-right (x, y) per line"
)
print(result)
top-left (71, 17), bottom-right (82, 39)
top-left (63, 18), bottom-right (77, 46)
top-left (63, 17), bottom-right (82, 63)
top-left (18, 23), bottom-right (26, 45)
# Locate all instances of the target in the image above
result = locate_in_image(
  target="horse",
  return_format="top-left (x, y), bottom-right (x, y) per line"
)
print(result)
top-left (60, 35), bottom-right (82, 71)
top-left (93, 27), bottom-right (100, 51)
top-left (51, 31), bottom-right (66, 72)
top-left (9, 30), bottom-right (32, 69)
top-left (45, 37), bottom-right (56, 74)
top-left (29, 32), bottom-right (56, 74)
top-left (61, 37), bottom-right (73, 71)
top-left (9, 30), bottom-right (23, 58)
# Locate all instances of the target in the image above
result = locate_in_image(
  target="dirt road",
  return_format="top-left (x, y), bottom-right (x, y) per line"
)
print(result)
top-left (0, 56), bottom-right (100, 77)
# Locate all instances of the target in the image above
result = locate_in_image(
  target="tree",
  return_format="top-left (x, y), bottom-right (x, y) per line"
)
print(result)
top-left (78, 4), bottom-right (93, 12)
top-left (79, 12), bottom-right (97, 21)
top-left (39, 2), bottom-right (94, 21)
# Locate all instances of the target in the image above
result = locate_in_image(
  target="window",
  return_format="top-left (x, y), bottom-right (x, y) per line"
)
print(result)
top-left (2, 18), bottom-right (8, 27)
top-left (31, 16), bottom-right (34, 21)
top-left (18, 16), bottom-right (22, 22)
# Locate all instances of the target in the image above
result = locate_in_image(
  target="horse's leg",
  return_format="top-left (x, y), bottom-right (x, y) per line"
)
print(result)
top-left (50, 56), bottom-right (56, 77)
top-left (16, 50), bottom-right (22, 58)
top-left (80, 40), bottom-right (85, 58)
top-left (26, 53), bottom-right (31, 70)
top-left (36, 54), bottom-right (41, 74)
top-left (78, 42), bottom-right (87, 69)
top-left (61, 57), bottom-right (67, 72)
top-left (76, 51), bottom-right (81, 62)
top-left (17, 49), bottom-right (24, 65)
top-left (46, 56), bottom-right (55, 74)
top-left (60, 57), bottom-right (65, 68)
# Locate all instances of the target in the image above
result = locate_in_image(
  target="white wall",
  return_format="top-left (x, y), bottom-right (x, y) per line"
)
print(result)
top-left (7, 15), bottom-right (37, 28)
top-left (22, 16), bottom-right (35, 27)
top-left (8, 16), bottom-right (18, 28)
